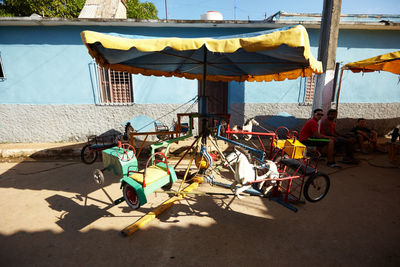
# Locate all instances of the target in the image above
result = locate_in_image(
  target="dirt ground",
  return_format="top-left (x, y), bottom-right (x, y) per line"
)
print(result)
top-left (0, 150), bottom-right (399, 267)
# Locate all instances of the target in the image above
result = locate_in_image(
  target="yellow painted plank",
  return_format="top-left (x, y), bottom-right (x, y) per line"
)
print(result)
top-left (121, 182), bottom-right (200, 236)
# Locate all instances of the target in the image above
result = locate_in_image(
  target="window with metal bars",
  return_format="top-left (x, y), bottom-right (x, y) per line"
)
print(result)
top-left (97, 65), bottom-right (133, 104)
top-left (304, 73), bottom-right (316, 103)
top-left (0, 52), bottom-right (5, 80)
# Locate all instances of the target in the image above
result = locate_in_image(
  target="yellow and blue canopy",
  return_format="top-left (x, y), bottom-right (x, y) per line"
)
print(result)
top-left (81, 25), bottom-right (322, 82)
top-left (344, 50), bottom-right (400, 75)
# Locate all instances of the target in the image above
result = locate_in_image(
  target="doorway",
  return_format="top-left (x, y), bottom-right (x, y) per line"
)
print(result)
top-left (198, 81), bottom-right (228, 131)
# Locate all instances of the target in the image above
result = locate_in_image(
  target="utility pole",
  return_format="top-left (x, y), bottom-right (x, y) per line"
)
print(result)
top-left (234, 0), bottom-right (237, 21)
top-left (312, 0), bottom-right (342, 113)
top-left (165, 0), bottom-right (168, 20)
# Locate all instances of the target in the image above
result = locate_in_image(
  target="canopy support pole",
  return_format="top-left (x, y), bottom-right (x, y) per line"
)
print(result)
top-left (200, 47), bottom-right (208, 143)
top-left (200, 47), bottom-right (207, 116)
top-left (335, 68), bottom-right (345, 112)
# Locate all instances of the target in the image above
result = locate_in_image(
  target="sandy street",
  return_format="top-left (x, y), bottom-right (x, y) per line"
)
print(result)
top-left (0, 152), bottom-right (399, 266)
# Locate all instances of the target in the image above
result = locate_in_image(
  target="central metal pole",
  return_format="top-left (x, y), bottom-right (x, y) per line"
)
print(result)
top-left (200, 47), bottom-right (208, 142)
top-left (200, 47), bottom-right (207, 115)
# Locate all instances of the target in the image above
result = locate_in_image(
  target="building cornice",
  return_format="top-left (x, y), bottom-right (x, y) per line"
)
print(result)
top-left (0, 16), bottom-right (399, 30)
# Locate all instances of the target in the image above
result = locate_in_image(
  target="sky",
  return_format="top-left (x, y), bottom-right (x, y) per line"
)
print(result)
top-left (150, 0), bottom-right (400, 21)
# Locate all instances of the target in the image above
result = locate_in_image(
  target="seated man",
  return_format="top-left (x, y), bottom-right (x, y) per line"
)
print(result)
top-left (299, 108), bottom-right (338, 168)
top-left (351, 118), bottom-right (384, 153)
top-left (321, 109), bottom-right (358, 164)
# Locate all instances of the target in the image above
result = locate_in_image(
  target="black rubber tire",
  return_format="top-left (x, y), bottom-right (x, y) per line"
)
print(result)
top-left (123, 184), bottom-right (141, 210)
top-left (93, 169), bottom-right (105, 185)
top-left (126, 125), bottom-right (135, 136)
top-left (157, 131), bottom-right (169, 141)
top-left (272, 150), bottom-right (288, 164)
top-left (303, 172), bottom-right (330, 202)
top-left (162, 180), bottom-right (173, 190)
top-left (81, 144), bottom-right (98, 164)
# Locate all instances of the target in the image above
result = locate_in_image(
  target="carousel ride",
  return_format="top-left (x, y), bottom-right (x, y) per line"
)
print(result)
top-left (80, 24), bottom-right (330, 236)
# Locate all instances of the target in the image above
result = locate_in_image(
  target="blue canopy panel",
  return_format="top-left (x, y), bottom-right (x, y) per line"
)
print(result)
top-left (81, 25), bottom-right (322, 83)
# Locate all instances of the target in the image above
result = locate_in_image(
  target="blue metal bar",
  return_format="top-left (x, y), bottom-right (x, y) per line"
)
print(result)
top-left (215, 118), bottom-right (266, 161)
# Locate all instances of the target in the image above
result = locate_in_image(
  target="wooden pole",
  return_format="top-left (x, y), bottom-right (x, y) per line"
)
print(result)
top-left (335, 68), bottom-right (345, 113)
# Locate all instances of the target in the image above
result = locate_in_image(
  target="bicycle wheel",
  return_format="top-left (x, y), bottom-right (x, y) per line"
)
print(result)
top-left (303, 172), bottom-right (330, 202)
top-left (123, 184), bottom-right (141, 210)
top-left (81, 144), bottom-right (98, 164)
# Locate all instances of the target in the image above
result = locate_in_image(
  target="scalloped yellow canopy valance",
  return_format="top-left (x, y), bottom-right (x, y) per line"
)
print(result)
top-left (81, 25), bottom-right (322, 82)
top-left (344, 50), bottom-right (400, 75)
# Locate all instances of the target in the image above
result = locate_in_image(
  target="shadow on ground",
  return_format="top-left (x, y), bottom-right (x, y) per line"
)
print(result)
top-left (0, 147), bottom-right (399, 266)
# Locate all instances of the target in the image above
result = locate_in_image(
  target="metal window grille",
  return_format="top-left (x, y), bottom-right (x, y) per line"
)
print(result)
top-left (304, 73), bottom-right (316, 103)
top-left (0, 52), bottom-right (5, 80)
top-left (97, 65), bottom-right (133, 104)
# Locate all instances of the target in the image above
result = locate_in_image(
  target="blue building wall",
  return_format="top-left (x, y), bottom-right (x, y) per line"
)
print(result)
top-left (244, 28), bottom-right (400, 103)
top-left (0, 26), bottom-right (93, 104)
top-left (0, 25), bottom-right (275, 105)
top-left (0, 25), bottom-right (399, 106)
top-left (336, 29), bottom-right (400, 103)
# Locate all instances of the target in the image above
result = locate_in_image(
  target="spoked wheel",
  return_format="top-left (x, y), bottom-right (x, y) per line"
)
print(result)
top-left (117, 143), bottom-right (136, 162)
top-left (303, 173), bottom-right (330, 202)
top-left (123, 184), bottom-right (140, 210)
top-left (93, 169), bottom-right (104, 185)
top-left (81, 144), bottom-right (98, 164)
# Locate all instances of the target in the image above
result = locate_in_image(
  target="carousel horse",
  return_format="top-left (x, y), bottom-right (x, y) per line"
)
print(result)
top-left (231, 118), bottom-right (259, 141)
top-left (224, 148), bottom-right (279, 198)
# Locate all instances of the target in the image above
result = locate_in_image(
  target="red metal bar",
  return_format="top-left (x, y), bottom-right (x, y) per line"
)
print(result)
top-left (225, 128), bottom-right (276, 159)
top-left (225, 130), bottom-right (275, 137)
top-left (284, 178), bottom-right (293, 203)
top-left (247, 175), bottom-right (301, 185)
top-left (257, 135), bottom-right (266, 152)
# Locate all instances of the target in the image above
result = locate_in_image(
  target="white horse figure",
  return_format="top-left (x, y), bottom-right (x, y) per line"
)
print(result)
top-left (224, 148), bottom-right (279, 198)
top-left (231, 118), bottom-right (259, 141)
